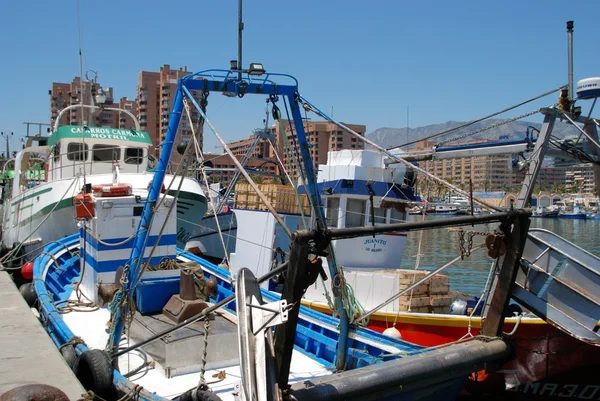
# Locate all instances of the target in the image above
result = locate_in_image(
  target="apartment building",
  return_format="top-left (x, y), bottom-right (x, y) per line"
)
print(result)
top-left (136, 65), bottom-right (204, 164)
top-left (50, 78), bottom-right (138, 132)
top-left (273, 120), bottom-right (366, 179)
top-left (565, 163), bottom-right (596, 193)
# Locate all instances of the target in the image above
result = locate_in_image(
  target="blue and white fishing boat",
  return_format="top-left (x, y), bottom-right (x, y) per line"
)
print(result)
top-left (26, 64), bottom-right (520, 401)
top-left (21, 4), bottom-right (530, 395)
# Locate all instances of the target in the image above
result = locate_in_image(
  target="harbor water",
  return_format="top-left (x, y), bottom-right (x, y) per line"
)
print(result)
top-left (400, 215), bottom-right (600, 296)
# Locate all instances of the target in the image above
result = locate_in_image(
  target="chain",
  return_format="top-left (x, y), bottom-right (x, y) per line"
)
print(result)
top-left (456, 229), bottom-right (503, 259)
top-left (435, 109), bottom-right (541, 147)
top-left (458, 230), bottom-right (466, 260)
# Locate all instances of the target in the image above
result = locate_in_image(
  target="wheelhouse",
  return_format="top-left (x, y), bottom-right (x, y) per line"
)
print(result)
top-left (47, 125), bottom-right (152, 180)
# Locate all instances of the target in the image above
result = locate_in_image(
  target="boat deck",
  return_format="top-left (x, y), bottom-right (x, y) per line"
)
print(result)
top-left (62, 298), bottom-right (331, 401)
top-left (0, 271), bottom-right (85, 399)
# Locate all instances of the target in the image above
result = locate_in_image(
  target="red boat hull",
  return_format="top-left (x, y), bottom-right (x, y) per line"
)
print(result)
top-left (304, 301), bottom-right (600, 400)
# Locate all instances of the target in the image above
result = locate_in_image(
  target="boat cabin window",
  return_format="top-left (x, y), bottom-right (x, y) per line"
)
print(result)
top-left (345, 198), bottom-right (366, 228)
top-left (325, 197), bottom-right (340, 227)
top-left (124, 147), bottom-right (144, 165)
top-left (93, 145), bottom-right (121, 162)
top-left (368, 207), bottom-right (386, 224)
top-left (67, 143), bottom-right (88, 161)
top-left (390, 207), bottom-right (405, 223)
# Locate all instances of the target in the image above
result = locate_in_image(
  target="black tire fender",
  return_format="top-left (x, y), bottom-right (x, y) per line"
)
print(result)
top-left (60, 344), bottom-right (77, 370)
top-left (74, 349), bottom-right (114, 398)
top-left (178, 388), bottom-right (223, 401)
top-left (19, 283), bottom-right (37, 308)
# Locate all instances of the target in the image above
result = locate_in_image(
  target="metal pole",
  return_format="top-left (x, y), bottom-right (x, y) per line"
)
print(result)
top-left (289, 96), bottom-right (350, 371)
top-left (292, 210), bottom-right (529, 242)
top-left (567, 21), bottom-right (574, 100)
top-left (238, 0), bottom-right (243, 80)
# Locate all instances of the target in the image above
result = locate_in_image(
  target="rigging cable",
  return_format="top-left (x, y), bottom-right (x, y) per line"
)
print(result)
top-left (387, 85), bottom-right (566, 150)
top-left (297, 95), bottom-right (503, 213)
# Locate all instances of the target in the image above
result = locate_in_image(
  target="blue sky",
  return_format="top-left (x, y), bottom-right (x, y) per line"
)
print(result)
top-left (1, 1), bottom-right (599, 152)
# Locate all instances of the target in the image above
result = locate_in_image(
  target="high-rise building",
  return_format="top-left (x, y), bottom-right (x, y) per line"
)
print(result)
top-left (50, 78), bottom-right (136, 131)
top-left (408, 139), bottom-right (593, 194)
top-left (274, 120), bottom-right (366, 179)
top-left (565, 163), bottom-right (596, 193)
top-left (136, 65), bottom-right (204, 164)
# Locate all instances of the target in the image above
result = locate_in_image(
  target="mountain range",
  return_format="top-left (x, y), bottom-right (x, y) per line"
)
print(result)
top-left (366, 118), bottom-right (583, 149)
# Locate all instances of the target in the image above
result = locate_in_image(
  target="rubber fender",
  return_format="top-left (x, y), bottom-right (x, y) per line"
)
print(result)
top-left (0, 384), bottom-right (69, 401)
top-left (60, 344), bottom-right (77, 370)
top-left (178, 388), bottom-right (223, 401)
top-left (74, 349), bottom-right (114, 399)
top-left (19, 283), bottom-right (37, 308)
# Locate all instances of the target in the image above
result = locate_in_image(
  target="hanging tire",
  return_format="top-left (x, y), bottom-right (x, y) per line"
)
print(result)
top-left (19, 283), bottom-right (37, 307)
top-left (74, 349), bottom-right (114, 399)
top-left (60, 344), bottom-right (77, 370)
top-left (178, 388), bottom-right (223, 401)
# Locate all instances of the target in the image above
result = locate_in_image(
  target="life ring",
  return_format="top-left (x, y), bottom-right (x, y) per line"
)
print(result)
top-left (74, 349), bottom-right (114, 399)
top-left (91, 183), bottom-right (132, 198)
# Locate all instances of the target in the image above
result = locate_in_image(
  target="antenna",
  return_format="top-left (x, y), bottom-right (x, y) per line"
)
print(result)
top-left (567, 21), bottom-right (574, 100)
top-left (238, 0), bottom-right (243, 80)
top-left (406, 105), bottom-right (409, 150)
top-left (77, 0), bottom-right (85, 124)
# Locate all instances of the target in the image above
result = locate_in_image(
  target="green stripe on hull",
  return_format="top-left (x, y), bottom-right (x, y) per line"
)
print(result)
top-left (11, 187), bottom-right (53, 208)
top-left (16, 198), bottom-right (74, 228)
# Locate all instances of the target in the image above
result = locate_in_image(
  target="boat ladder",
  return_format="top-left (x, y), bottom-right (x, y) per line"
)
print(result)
top-left (513, 228), bottom-right (600, 345)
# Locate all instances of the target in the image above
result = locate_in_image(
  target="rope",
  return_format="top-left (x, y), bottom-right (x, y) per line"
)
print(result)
top-left (297, 95), bottom-right (503, 213)
top-left (460, 258), bottom-right (498, 340)
top-left (186, 101), bottom-right (230, 265)
top-left (0, 176), bottom-right (80, 267)
top-left (388, 85), bottom-right (566, 149)
top-left (189, 88), bottom-right (293, 239)
top-left (503, 313), bottom-right (524, 336)
top-left (84, 228), bottom-right (135, 247)
top-left (196, 318), bottom-right (211, 391)
top-left (434, 109), bottom-right (541, 147)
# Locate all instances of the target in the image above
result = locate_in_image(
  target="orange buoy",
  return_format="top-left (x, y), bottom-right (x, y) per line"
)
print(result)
top-left (91, 183), bottom-right (133, 198)
top-left (21, 261), bottom-right (34, 280)
top-left (74, 192), bottom-right (95, 219)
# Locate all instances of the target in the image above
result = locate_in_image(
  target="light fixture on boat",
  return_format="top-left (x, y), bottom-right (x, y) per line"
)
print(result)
top-left (95, 88), bottom-right (107, 106)
top-left (322, 187), bottom-right (334, 195)
top-left (230, 60), bottom-right (238, 70)
top-left (248, 62), bottom-right (265, 76)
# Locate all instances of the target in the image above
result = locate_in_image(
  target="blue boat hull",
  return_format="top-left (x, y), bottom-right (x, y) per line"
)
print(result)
top-left (33, 234), bottom-right (469, 401)
top-left (559, 213), bottom-right (587, 219)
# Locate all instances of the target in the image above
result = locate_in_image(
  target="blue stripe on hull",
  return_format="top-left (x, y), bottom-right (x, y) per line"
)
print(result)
top-left (84, 251), bottom-right (171, 273)
top-left (85, 232), bottom-right (177, 251)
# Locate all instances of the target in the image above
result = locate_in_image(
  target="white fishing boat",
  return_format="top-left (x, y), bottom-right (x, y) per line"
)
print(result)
top-left (0, 100), bottom-right (207, 270)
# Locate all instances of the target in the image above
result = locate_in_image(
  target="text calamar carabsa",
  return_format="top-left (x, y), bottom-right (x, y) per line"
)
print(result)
top-left (69, 127), bottom-right (145, 141)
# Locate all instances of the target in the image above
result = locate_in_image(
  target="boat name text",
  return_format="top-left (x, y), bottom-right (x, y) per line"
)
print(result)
top-left (69, 127), bottom-right (145, 140)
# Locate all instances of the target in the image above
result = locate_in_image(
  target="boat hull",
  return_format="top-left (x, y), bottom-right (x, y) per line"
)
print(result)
top-left (304, 301), bottom-right (600, 400)
top-left (32, 235), bottom-right (473, 401)
top-left (1, 173), bottom-right (207, 262)
top-left (558, 213), bottom-right (587, 219)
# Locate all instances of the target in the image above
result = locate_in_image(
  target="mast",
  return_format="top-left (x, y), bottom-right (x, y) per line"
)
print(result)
top-left (238, 0), bottom-right (243, 80)
top-left (567, 21), bottom-right (574, 100)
